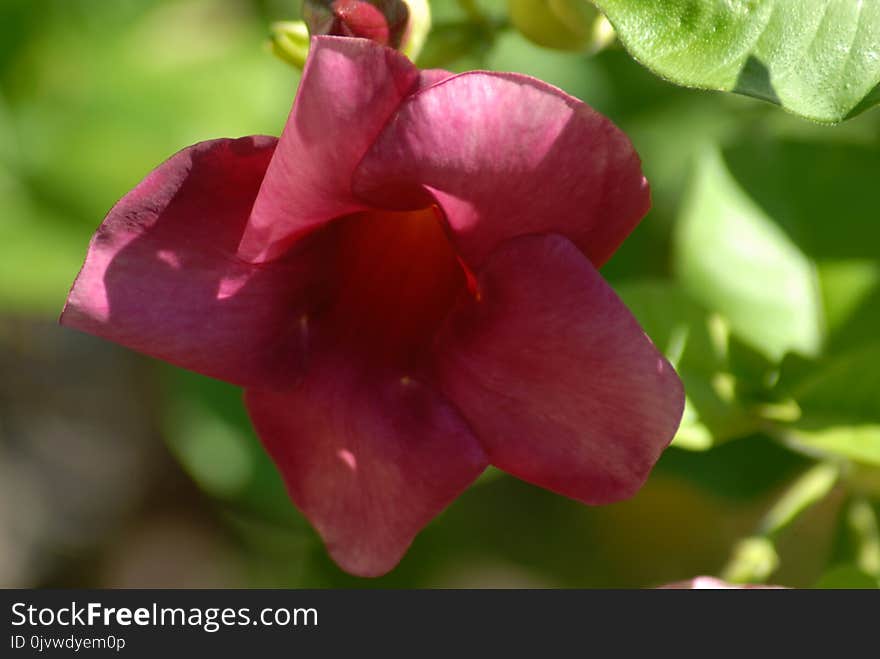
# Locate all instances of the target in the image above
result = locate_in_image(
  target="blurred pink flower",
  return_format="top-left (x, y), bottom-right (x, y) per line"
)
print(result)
top-left (62, 36), bottom-right (683, 576)
top-left (660, 577), bottom-right (786, 589)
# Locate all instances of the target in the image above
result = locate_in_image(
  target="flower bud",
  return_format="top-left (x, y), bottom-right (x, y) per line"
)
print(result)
top-left (303, 0), bottom-right (409, 48)
top-left (400, 0), bottom-right (431, 61)
top-left (507, 0), bottom-right (614, 53)
top-left (269, 20), bottom-right (311, 69)
top-left (273, 0), bottom-right (430, 69)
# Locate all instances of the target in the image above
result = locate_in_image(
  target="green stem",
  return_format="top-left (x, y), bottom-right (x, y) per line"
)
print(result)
top-left (720, 462), bottom-right (840, 583)
top-left (848, 498), bottom-right (880, 578)
top-left (760, 462), bottom-right (840, 538)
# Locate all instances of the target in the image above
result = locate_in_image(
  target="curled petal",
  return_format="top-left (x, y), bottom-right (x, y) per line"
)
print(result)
top-left (239, 36), bottom-right (419, 262)
top-left (354, 71), bottom-right (650, 267)
top-left (434, 234), bottom-right (684, 504)
top-left (62, 136), bottom-right (317, 387)
top-left (245, 354), bottom-right (487, 577)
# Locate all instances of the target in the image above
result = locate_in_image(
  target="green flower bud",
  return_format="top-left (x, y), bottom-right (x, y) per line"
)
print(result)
top-left (507, 0), bottom-right (614, 53)
top-left (400, 0), bottom-right (431, 62)
top-left (269, 20), bottom-right (311, 69)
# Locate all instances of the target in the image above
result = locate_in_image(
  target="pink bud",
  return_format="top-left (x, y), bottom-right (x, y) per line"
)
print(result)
top-left (303, 0), bottom-right (409, 48)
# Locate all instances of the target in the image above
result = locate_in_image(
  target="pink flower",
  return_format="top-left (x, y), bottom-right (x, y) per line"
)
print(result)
top-left (659, 577), bottom-right (786, 589)
top-left (62, 36), bottom-right (684, 577)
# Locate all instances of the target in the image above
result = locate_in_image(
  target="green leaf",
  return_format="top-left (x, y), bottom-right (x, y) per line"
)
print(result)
top-left (779, 344), bottom-right (880, 466)
top-left (818, 261), bottom-right (880, 351)
top-left (722, 139), bottom-right (880, 263)
top-left (674, 148), bottom-right (823, 362)
top-left (720, 137), bottom-right (880, 354)
top-left (758, 462), bottom-right (839, 537)
top-left (813, 564), bottom-right (879, 589)
top-left (0, 170), bottom-right (88, 314)
top-left (794, 344), bottom-right (880, 421)
top-left (787, 424), bottom-right (880, 467)
top-left (592, 0), bottom-right (880, 123)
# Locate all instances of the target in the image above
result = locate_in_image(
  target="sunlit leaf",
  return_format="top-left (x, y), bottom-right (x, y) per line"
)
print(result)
top-left (758, 462), bottom-right (839, 537)
top-left (593, 0), bottom-right (880, 123)
top-left (674, 148), bottom-right (823, 362)
top-left (787, 425), bottom-right (880, 467)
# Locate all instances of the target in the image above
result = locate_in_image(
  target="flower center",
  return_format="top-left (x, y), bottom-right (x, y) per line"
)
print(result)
top-left (328, 206), bottom-right (470, 366)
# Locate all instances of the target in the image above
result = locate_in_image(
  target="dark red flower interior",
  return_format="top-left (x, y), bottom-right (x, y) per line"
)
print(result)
top-left (327, 206), bottom-right (472, 366)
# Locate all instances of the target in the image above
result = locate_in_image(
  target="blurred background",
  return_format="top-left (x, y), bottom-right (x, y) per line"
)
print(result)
top-left (1, 0), bottom-right (878, 588)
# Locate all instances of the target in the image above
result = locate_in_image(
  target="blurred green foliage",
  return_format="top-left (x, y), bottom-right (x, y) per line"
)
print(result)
top-left (1, 0), bottom-right (878, 588)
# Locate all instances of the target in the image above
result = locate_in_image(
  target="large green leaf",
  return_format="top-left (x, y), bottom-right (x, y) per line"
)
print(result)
top-left (674, 148), bottom-right (823, 362)
top-left (720, 137), bottom-right (880, 355)
top-left (592, 0), bottom-right (880, 123)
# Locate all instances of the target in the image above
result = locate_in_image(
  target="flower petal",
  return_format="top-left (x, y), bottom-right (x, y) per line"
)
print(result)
top-left (239, 36), bottom-right (420, 263)
top-left (434, 234), bottom-right (684, 504)
top-left (354, 71), bottom-right (650, 267)
top-left (417, 68), bottom-right (455, 89)
top-left (62, 136), bottom-right (318, 387)
top-left (245, 354), bottom-right (488, 577)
